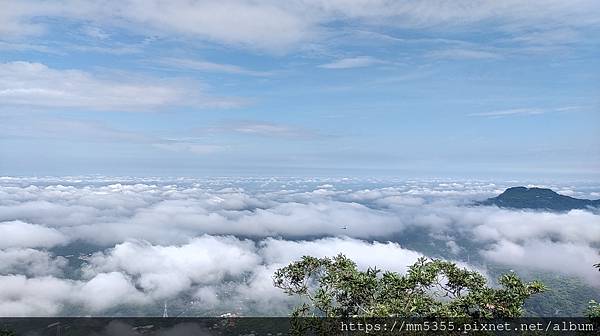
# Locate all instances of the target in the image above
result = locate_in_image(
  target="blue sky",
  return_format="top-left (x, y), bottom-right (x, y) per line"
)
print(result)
top-left (0, 0), bottom-right (599, 179)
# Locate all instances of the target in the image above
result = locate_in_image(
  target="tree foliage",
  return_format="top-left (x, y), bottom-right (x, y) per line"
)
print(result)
top-left (588, 300), bottom-right (600, 318)
top-left (274, 254), bottom-right (545, 318)
top-left (589, 262), bottom-right (600, 318)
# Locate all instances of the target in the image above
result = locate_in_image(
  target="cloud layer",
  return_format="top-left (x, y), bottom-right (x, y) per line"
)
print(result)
top-left (0, 177), bottom-right (598, 315)
top-left (2, 0), bottom-right (599, 52)
top-left (0, 235), bottom-right (426, 316)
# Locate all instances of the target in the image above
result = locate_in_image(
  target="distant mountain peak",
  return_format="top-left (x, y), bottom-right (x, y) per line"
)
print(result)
top-left (505, 186), bottom-right (550, 192)
top-left (479, 186), bottom-right (600, 211)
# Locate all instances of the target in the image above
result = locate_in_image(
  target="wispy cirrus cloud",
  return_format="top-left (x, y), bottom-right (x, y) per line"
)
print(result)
top-left (0, 61), bottom-right (244, 111)
top-left (319, 56), bottom-right (384, 69)
top-left (0, 0), bottom-right (313, 53)
top-left (153, 142), bottom-right (226, 155)
top-left (0, 116), bottom-right (227, 155)
top-left (0, 115), bottom-right (325, 155)
top-left (469, 106), bottom-right (585, 117)
top-left (155, 57), bottom-right (272, 76)
top-left (2, 0), bottom-right (599, 53)
top-left (204, 120), bottom-right (326, 139)
top-left (427, 48), bottom-right (501, 60)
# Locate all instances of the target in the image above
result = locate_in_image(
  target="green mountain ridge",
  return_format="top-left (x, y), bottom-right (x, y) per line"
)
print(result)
top-left (480, 186), bottom-right (600, 211)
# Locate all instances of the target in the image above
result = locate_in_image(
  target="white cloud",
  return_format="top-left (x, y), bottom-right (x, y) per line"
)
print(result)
top-left (0, 272), bottom-right (148, 315)
top-left (508, 28), bottom-right (581, 46)
top-left (0, 178), bottom-right (598, 315)
top-left (260, 237), bottom-right (423, 273)
top-left (153, 142), bottom-right (226, 155)
top-left (3, 179), bottom-right (598, 246)
top-left (207, 121), bottom-right (322, 139)
top-left (0, 235), bottom-right (428, 316)
top-left (0, 61), bottom-right (243, 111)
top-left (0, 275), bottom-right (75, 316)
top-left (0, 0), bottom-right (313, 52)
top-left (0, 248), bottom-right (67, 276)
top-left (0, 116), bottom-right (229, 156)
top-left (0, 220), bottom-right (68, 249)
top-left (81, 26), bottom-right (110, 40)
top-left (319, 56), bottom-right (383, 69)
top-left (0, 40), bottom-right (55, 53)
top-left (469, 209), bottom-right (600, 244)
top-left (157, 58), bottom-right (271, 76)
top-left (3, 0), bottom-right (598, 52)
top-left (82, 236), bottom-right (261, 299)
top-left (76, 272), bottom-right (149, 311)
top-left (427, 49), bottom-right (500, 60)
top-left (61, 197), bottom-right (401, 246)
top-left (0, 117), bottom-right (153, 143)
top-left (0, 1), bottom-right (48, 37)
top-left (469, 106), bottom-right (585, 117)
top-left (482, 240), bottom-right (600, 285)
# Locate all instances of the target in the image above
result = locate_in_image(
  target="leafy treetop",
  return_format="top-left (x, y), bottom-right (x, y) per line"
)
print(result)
top-left (588, 261), bottom-right (600, 318)
top-left (274, 254), bottom-right (545, 318)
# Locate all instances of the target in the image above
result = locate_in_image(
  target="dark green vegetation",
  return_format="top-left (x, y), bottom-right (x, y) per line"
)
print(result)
top-left (274, 254), bottom-right (545, 318)
top-left (524, 273), bottom-right (599, 316)
top-left (590, 301), bottom-right (600, 317)
top-left (589, 263), bottom-right (600, 318)
top-left (480, 186), bottom-right (600, 211)
top-left (387, 228), bottom-right (600, 317)
top-left (0, 328), bottom-right (15, 336)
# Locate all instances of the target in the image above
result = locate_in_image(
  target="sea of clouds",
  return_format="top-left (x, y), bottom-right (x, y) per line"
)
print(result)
top-left (0, 176), bottom-right (598, 316)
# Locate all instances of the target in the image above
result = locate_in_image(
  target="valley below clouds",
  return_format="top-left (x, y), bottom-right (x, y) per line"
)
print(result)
top-left (0, 177), bottom-right (599, 316)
